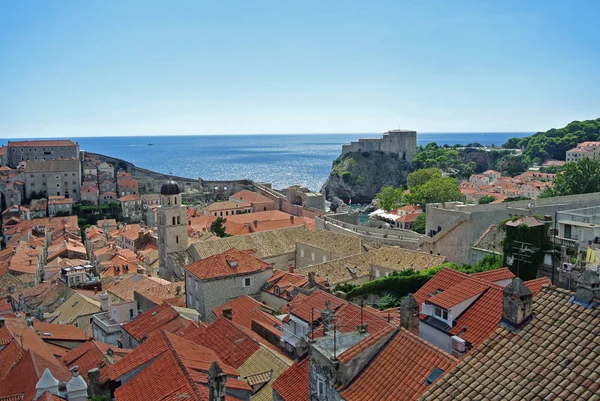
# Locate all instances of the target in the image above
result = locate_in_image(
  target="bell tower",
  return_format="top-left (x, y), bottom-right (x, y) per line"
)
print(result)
top-left (157, 179), bottom-right (188, 278)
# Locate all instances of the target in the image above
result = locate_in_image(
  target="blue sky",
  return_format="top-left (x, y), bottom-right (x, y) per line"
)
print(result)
top-left (1, 0), bottom-right (599, 137)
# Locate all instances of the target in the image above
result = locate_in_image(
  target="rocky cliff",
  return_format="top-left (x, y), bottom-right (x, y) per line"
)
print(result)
top-left (321, 151), bottom-right (410, 203)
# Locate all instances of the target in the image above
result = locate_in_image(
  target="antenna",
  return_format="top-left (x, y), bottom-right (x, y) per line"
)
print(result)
top-left (333, 321), bottom-right (337, 360)
top-left (310, 308), bottom-right (314, 341)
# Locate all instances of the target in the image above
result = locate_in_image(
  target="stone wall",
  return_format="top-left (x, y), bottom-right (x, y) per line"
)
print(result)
top-left (422, 192), bottom-right (600, 264)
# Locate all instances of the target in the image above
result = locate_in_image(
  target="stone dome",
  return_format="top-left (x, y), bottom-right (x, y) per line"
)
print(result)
top-left (161, 180), bottom-right (180, 195)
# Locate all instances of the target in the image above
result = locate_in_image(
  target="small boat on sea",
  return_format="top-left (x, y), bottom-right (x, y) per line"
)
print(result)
top-left (147, 143), bottom-right (154, 146)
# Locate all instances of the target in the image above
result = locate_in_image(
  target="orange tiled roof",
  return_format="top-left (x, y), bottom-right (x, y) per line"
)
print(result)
top-left (118, 194), bottom-right (141, 202)
top-left (121, 303), bottom-right (182, 342)
top-left (271, 358), bottom-right (309, 401)
top-left (524, 276), bottom-right (552, 294)
top-left (0, 350), bottom-right (71, 401)
top-left (185, 248), bottom-right (272, 281)
top-left (33, 322), bottom-right (88, 341)
top-left (287, 289), bottom-right (345, 323)
top-left (190, 317), bottom-right (260, 369)
top-left (470, 267), bottom-right (515, 283)
top-left (341, 328), bottom-right (458, 401)
top-left (229, 189), bottom-right (274, 204)
top-left (420, 287), bottom-right (600, 400)
top-left (117, 179), bottom-right (138, 188)
top-left (212, 295), bottom-right (278, 330)
top-left (204, 200), bottom-right (251, 211)
top-left (426, 279), bottom-right (490, 309)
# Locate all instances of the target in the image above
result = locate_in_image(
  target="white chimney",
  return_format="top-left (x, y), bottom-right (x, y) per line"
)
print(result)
top-left (100, 293), bottom-right (109, 312)
top-left (35, 368), bottom-right (59, 399)
top-left (66, 366), bottom-right (88, 401)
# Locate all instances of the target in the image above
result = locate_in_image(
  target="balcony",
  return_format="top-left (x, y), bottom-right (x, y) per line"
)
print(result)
top-left (92, 312), bottom-right (122, 335)
top-left (554, 236), bottom-right (580, 249)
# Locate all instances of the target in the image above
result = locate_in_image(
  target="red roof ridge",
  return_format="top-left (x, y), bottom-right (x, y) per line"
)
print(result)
top-left (160, 329), bottom-right (206, 401)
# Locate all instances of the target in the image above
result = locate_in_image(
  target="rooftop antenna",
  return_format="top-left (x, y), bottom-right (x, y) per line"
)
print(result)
top-left (310, 308), bottom-right (314, 341)
top-left (333, 320), bottom-right (337, 360)
top-left (360, 300), bottom-right (364, 328)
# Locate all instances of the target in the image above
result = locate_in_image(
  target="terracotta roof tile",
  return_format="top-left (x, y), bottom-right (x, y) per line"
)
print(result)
top-left (185, 248), bottom-right (272, 281)
top-left (287, 289), bottom-right (346, 323)
top-left (212, 296), bottom-right (277, 330)
top-left (525, 276), bottom-right (552, 294)
top-left (271, 358), bottom-right (309, 401)
top-left (469, 267), bottom-right (515, 283)
top-left (117, 194), bottom-right (141, 202)
top-left (190, 317), bottom-right (261, 369)
top-left (121, 303), bottom-right (182, 342)
top-left (341, 328), bottom-right (457, 401)
top-left (229, 190), bottom-right (274, 204)
top-left (420, 287), bottom-right (600, 400)
top-left (33, 322), bottom-right (88, 341)
top-left (426, 279), bottom-right (490, 309)
top-left (8, 140), bottom-right (76, 147)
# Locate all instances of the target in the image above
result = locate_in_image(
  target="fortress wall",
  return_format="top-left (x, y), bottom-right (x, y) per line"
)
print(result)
top-left (424, 191), bottom-right (600, 264)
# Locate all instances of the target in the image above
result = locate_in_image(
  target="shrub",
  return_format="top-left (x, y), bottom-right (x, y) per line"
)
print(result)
top-left (341, 171), bottom-right (354, 184)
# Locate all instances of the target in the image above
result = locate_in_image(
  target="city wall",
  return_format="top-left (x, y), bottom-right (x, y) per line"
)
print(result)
top-left (422, 192), bottom-right (600, 264)
top-left (341, 130), bottom-right (417, 161)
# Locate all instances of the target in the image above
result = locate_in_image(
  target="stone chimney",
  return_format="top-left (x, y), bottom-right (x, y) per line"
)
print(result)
top-left (25, 311), bottom-right (34, 328)
top-left (399, 294), bottom-right (420, 336)
top-left (573, 269), bottom-right (600, 306)
top-left (307, 272), bottom-right (316, 289)
top-left (100, 293), bottom-right (109, 312)
top-left (253, 220), bottom-right (258, 228)
top-left (222, 307), bottom-right (233, 320)
top-left (290, 215), bottom-right (294, 224)
top-left (35, 368), bottom-right (59, 398)
top-left (66, 366), bottom-right (88, 401)
top-left (208, 361), bottom-right (227, 401)
top-left (87, 368), bottom-right (102, 399)
top-left (295, 336), bottom-right (309, 360)
top-left (501, 278), bottom-right (534, 330)
top-left (288, 264), bottom-right (295, 274)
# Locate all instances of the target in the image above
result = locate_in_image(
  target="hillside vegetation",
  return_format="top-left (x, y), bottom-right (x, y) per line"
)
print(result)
top-left (503, 118), bottom-right (600, 164)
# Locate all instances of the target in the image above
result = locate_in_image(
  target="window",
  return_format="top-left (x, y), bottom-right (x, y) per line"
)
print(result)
top-left (317, 376), bottom-right (326, 397)
top-left (195, 280), bottom-right (199, 291)
top-left (274, 286), bottom-right (280, 296)
top-left (176, 235), bottom-right (179, 244)
top-left (129, 309), bottom-right (134, 319)
top-left (322, 255), bottom-right (327, 263)
top-left (174, 197), bottom-right (177, 205)
top-left (242, 277), bottom-right (251, 287)
top-left (311, 252), bottom-right (315, 261)
top-left (172, 216), bottom-right (176, 225)
top-left (188, 294), bottom-right (193, 306)
top-left (375, 268), bottom-right (380, 278)
top-left (177, 216), bottom-right (180, 224)
top-left (434, 307), bottom-right (449, 321)
top-left (300, 249), bottom-right (304, 258)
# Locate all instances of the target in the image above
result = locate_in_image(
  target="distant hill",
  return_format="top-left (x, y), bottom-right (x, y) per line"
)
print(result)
top-left (503, 118), bottom-right (600, 163)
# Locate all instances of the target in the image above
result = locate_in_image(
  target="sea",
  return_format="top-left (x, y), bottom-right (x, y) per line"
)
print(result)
top-left (1, 132), bottom-right (530, 191)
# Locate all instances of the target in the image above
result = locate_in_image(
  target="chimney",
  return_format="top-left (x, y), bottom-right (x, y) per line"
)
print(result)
top-left (208, 361), bottom-right (227, 401)
top-left (290, 215), bottom-right (294, 224)
top-left (222, 307), bottom-right (233, 320)
top-left (288, 264), bottom-right (295, 274)
top-left (295, 336), bottom-right (309, 360)
top-left (501, 278), bottom-right (534, 330)
top-left (100, 293), bottom-right (109, 312)
top-left (307, 272), bottom-right (316, 289)
top-left (253, 220), bottom-right (258, 228)
top-left (66, 366), bottom-right (88, 401)
top-left (573, 269), bottom-right (600, 307)
top-left (399, 294), bottom-right (420, 336)
top-left (87, 367), bottom-right (102, 398)
top-left (25, 312), bottom-right (34, 328)
top-left (35, 368), bottom-right (59, 398)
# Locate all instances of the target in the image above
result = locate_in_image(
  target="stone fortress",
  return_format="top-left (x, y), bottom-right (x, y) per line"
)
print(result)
top-left (341, 129), bottom-right (417, 161)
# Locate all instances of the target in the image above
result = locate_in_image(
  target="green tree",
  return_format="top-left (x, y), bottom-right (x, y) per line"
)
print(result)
top-left (478, 195), bottom-right (496, 205)
top-left (407, 168), bottom-right (442, 189)
top-left (375, 186), bottom-right (404, 212)
top-left (209, 217), bottom-right (230, 238)
top-left (542, 157), bottom-right (600, 197)
top-left (412, 213), bottom-right (426, 234)
top-left (403, 176), bottom-right (461, 208)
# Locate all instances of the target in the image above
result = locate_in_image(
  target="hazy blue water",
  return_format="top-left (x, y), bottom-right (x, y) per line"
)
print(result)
top-left (1, 132), bottom-right (530, 191)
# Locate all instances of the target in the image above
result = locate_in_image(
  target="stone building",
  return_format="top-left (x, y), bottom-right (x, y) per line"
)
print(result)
top-left (341, 129), bottom-right (417, 161)
top-left (47, 195), bottom-right (73, 216)
top-left (24, 159), bottom-right (82, 201)
top-left (184, 248), bottom-right (273, 321)
top-left (4, 139), bottom-right (80, 168)
top-left (118, 194), bottom-right (143, 222)
top-left (157, 180), bottom-right (188, 278)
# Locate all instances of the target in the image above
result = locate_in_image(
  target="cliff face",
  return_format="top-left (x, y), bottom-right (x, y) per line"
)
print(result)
top-left (321, 151), bottom-right (410, 203)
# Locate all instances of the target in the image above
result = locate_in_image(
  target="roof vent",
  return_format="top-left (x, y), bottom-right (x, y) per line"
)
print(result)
top-left (151, 311), bottom-right (157, 316)
top-left (43, 332), bottom-right (52, 336)
top-left (228, 259), bottom-right (238, 268)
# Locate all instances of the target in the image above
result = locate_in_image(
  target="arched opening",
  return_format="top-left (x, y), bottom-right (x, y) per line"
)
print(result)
top-left (172, 216), bottom-right (176, 225)
top-left (168, 198), bottom-right (171, 206)
top-left (177, 216), bottom-right (181, 225)
top-left (175, 197), bottom-right (178, 205)
top-left (176, 235), bottom-right (179, 244)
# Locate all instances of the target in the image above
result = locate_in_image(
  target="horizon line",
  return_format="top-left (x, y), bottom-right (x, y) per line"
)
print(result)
top-left (0, 131), bottom-right (535, 140)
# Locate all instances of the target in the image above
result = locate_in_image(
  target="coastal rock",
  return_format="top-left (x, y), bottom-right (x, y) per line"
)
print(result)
top-left (330, 197), bottom-right (346, 213)
top-left (321, 151), bottom-right (410, 203)
top-left (360, 201), bottom-right (378, 214)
